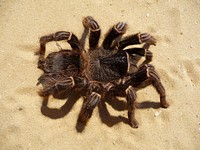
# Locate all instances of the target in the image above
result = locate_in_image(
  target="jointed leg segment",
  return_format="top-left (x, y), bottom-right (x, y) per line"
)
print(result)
top-left (146, 65), bottom-right (169, 108)
top-left (38, 31), bottom-right (80, 69)
top-left (37, 16), bottom-right (168, 129)
top-left (39, 76), bottom-right (75, 97)
top-left (78, 82), bottom-right (102, 124)
top-left (132, 64), bottom-right (169, 108)
top-left (83, 16), bottom-right (101, 49)
top-left (118, 33), bottom-right (156, 50)
top-left (102, 22), bottom-right (127, 50)
top-left (125, 86), bottom-right (138, 128)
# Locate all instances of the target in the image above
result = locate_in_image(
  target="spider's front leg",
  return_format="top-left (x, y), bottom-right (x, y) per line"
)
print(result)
top-left (118, 33), bottom-right (156, 50)
top-left (102, 22), bottom-right (127, 50)
top-left (38, 31), bottom-right (80, 69)
top-left (82, 16), bottom-right (101, 49)
top-left (78, 82), bottom-right (102, 124)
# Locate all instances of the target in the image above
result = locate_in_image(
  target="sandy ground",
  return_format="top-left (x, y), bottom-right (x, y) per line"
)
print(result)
top-left (0, 0), bottom-right (200, 149)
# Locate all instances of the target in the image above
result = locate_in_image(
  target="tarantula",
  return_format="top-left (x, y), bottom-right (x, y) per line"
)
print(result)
top-left (37, 16), bottom-right (169, 128)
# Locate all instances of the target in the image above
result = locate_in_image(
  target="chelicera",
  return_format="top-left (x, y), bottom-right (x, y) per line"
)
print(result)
top-left (37, 16), bottom-right (169, 128)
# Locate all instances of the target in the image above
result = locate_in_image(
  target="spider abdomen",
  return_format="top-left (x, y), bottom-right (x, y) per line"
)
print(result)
top-left (44, 50), bottom-right (80, 75)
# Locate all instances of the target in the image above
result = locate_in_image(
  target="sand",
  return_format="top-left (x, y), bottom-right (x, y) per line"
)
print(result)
top-left (0, 0), bottom-right (200, 149)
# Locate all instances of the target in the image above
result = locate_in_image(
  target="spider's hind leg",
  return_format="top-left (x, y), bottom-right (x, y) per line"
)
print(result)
top-left (82, 16), bottom-right (101, 50)
top-left (130, 64), bottom-right (169, 108)
top-left (146, 64), bottom-right (170, 108)
top-left (125, 86), bottom-right (139, 128)
top-left (102, 22), bottom-right (127, 50)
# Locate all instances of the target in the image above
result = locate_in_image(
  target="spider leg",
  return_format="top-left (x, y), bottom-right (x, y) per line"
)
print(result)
top-left (78, 82), bottom-right (102, 124)
top-left (125, 47), bottom-right (153, 63)
top-left (82, 16), bottom-right (101, 50)
top-left (125, 47), bottom-right (146, 56)
top-left (102, 22), bottom-right (127, 50)
top-left (38, 74), bottom-right (88, 96)
top-left (118, 33), bottom-right (156, 50)
top-left (38, 31), bottom-right (80, 69)
top-left (38, 76), bottom-right (75, 97)
top-left (125, 86), bottom-right (139, 128)
top-left (129, 64), bottom-right (169, 108)
top-left (146, 64), bottom-right (170, 108)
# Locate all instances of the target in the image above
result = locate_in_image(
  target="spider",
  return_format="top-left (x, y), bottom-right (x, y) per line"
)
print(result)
top-left (37, 16), bottom-right (169, 128)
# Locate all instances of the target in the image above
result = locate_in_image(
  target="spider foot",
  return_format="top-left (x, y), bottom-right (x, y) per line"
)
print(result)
top-left (82, 16), bottom-right (100, 31)
top-left (130, 119), bottom-right (139, 128)
top-left (128, 111), bottom-right (139, 128)
top-left (160, 97), bottom-right (170, 108)
top-left (114, 22), bottom-right (127, 34)
top-left (140, 33), bottom-right (157, 46)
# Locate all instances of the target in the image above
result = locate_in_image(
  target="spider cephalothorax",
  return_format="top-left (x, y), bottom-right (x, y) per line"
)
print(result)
top-left (37, 16), bottom-right (169, 128)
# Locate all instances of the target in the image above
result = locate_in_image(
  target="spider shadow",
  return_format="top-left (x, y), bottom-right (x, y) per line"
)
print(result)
top-left (76, 94), bottom-right (162, 132)
top-left (138, 101), bottom-right (161, 109)
top-left (98, 96), bottom-right (162, 125)
top-left (40, 88), bottom-right (162, 132)
top-left (75, 96), bottom-right (129, 132)
top-left (41, 90), bottom-right (81, 119)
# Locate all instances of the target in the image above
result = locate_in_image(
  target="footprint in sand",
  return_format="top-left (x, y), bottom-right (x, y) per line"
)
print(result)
top-left (183, 59), bottom-right (200, 84)
top-left (157, 58), bottom-right (200, 89)
top-left (157, 67), bottom-right (178, 90)
top-left (157, 59), bottom-right (199, 88)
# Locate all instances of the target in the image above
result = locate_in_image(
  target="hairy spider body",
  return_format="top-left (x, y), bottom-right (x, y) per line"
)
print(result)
top-left (86, 49), bottom-right (129, 82)
top-left (37, 16), bottom-right (169, 128)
